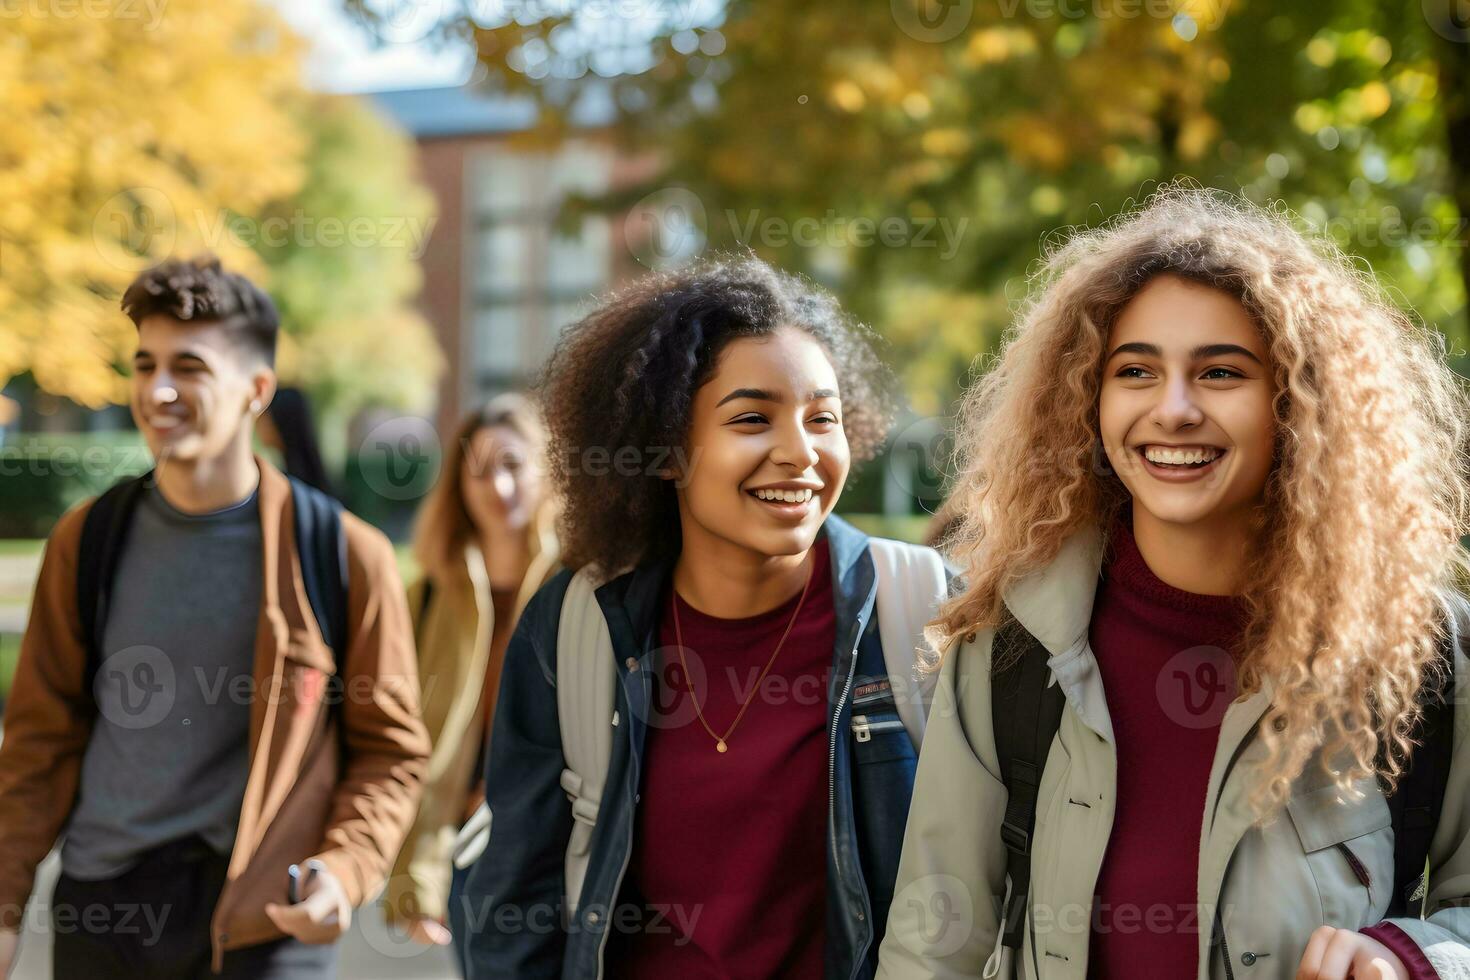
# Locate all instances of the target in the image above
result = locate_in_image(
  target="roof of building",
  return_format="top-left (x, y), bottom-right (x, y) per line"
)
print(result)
top-left (370, 82), bottom-right (617, 138)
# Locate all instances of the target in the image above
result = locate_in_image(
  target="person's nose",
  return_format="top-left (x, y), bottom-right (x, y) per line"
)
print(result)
top-left (146, 373), bottom-right (179, 409)
top-left (770, 419), bottom-right (820, 470)
top-left (493, 468), bottom-right (518, 504)
top-left (1150, 374), bottom-right (1203, 432)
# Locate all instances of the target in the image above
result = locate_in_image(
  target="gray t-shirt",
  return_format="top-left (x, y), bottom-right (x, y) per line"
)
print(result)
top-left (61, 484), bottom-right (262, 880)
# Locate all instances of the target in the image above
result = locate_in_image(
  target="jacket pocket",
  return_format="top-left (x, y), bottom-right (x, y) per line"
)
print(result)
top-left (272, 635), bottom-right (337, 734)
top-left (1286, 781), bottom-right (1393, 924)
top-left (851, 711), bottom-right (915, 764)
top-left (851, 675), bottom-right (918, 765)
top-left (283, 631), bottom-right (337, 674)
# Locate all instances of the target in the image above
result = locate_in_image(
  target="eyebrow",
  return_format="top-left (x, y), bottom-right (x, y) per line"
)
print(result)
top-left (134, 350), bottom-right (209, 364)
top-left (715, 386), bottom-right (839, 407)
top-left (1106, 341), bottom-right (1263, 366)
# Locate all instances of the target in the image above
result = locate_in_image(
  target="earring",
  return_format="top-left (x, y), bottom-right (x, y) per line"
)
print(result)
top-left (249, 400), bottom-right (262, 415)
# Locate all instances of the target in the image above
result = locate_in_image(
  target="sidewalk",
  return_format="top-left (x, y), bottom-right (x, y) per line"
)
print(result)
top-left (10, 852), bottom-right (460, 979)
top-left (0, 547), bottom-right (39, 635)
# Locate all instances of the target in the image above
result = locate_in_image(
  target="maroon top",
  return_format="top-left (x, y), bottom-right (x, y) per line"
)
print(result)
top-left (1088, 519), bottom-right (1249, 978)
top-left (606, 543), bottom-right (835, 979)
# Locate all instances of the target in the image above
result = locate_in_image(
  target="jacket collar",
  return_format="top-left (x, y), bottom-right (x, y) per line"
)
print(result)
top-left (605, 513), bottom-right (875, 651)
top-left (999, 522), bottom-right (1276, 757)
top-left (1001, 523), bottom-right (1104, 657)
top-left (253, 456), bottom-right (291, 628)
top-left (819, 513), bottom-right (875, 645)
top-left (1001, 524), bottom-right (1112, 741)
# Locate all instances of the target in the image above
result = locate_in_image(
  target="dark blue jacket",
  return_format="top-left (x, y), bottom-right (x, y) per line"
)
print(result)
top-left (463, 515), bottom-right (925, 980)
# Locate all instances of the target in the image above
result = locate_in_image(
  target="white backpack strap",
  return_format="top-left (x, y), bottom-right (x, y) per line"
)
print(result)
top-left (452, 801), bottom-right (492, 869)
top-left (868, 537), bottom-right (947, 751)
top-left (556, 569), bottom-right (618, 913)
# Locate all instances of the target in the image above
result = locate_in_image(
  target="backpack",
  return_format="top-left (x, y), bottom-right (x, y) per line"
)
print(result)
top-left (991, 616), bottom-right (1458, 952)
top-left (76, 471), bottom-right (349, 702)
top-left (450, 538), bottom-right (950, 905)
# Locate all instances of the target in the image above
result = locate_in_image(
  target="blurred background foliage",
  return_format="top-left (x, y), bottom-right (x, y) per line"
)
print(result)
top-left (0, 0), bottom-right (443, 428)
top-left (345, 0), bottom-right (1470, 415)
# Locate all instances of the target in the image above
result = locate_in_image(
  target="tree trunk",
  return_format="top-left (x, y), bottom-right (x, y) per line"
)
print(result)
top-left (1435, 21), bottom-right (1470, 315)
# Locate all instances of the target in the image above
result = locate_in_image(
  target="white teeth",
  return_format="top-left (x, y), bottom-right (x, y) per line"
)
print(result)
top-left (150, 416), bottom-right (183, 430)
top-left (1143, 446), bottom-right (1221, 466)
top-left (753, 488), bottom-right (814, 503)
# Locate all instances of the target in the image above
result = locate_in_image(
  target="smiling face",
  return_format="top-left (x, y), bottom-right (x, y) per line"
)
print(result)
top-left (461, 423), bottom-right (544, 538)
top-left (674, 325), bottom-right (851, 560)
top-left (131, 313), bottom-right (274, 464)
top-left (1099, 274), bottom-right (1277, 530)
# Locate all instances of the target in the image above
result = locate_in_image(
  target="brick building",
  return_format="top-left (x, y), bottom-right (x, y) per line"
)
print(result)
top-left (371, 83), bottom-right (653, 434)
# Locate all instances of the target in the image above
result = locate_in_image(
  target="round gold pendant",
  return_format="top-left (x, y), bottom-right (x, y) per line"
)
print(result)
top-left (716, 739), bottom-right (728, 753)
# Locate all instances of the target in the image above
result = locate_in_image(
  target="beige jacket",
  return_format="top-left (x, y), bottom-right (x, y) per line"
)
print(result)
top-left (877, 526), bottom-right (1470, 980)
top-left (385, 528), bottom-right (558, 927)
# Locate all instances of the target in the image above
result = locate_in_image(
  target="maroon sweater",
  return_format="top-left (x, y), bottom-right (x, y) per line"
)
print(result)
top-left (1086, 522), bottom-right (1435, 977)
top-left (1088, 519), bottom-right (1248, 978)
top-left (606, 543), bottom-right (834, 979)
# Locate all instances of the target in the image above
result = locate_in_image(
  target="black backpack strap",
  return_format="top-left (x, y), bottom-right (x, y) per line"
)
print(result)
top-left (1382, 609), bottom-right (1459, 916)
top-left (288, 476), bottom-right (348, 674)
top-left (991, 618), bottom-right (1066, 950)
top-left (76, 472), bottom-right (154, 695)
top-left (413, 577), bottom-right (436, 649)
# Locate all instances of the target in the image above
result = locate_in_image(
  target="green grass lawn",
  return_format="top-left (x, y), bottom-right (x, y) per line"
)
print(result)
top-left (0, 540), bottom-right (40, 708)
top-left (0, 631), bottom-right (18, 708)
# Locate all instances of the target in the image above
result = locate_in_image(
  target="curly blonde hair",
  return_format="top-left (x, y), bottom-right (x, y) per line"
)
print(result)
top-left (936, 184), bottom-right (1470, 816)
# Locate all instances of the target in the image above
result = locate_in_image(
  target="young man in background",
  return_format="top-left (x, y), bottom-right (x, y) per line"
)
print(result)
top-left (0, 256), bottom-right (430, 978)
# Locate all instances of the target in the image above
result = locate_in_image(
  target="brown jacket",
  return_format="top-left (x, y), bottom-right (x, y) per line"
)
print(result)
top-left (0, 460), bottom-right (430, 970)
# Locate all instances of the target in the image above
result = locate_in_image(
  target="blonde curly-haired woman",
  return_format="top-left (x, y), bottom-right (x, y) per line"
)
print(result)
top-left (878, 187), bottom-right (1470, 980)
top-left (386, 394), bottom-right (559, 973)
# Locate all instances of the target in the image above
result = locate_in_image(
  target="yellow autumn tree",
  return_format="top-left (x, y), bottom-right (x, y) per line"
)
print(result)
top-left (0, 0), bottom-right (306, 407)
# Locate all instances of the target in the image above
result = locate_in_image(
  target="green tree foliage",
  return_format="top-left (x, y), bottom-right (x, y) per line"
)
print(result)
top-left (0, 1), bottom-right (442, 426)
top-left (357, 0), bottom-right (1470, 413)
top-left (253, 95), bottom-right (443, 433)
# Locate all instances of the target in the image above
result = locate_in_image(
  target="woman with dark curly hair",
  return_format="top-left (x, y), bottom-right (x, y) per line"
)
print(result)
top-left (460, 256), bottom-right (951, 980)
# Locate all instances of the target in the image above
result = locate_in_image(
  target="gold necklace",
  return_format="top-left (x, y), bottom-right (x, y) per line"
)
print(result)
top-left (671, 559), bottom-right (816, 754)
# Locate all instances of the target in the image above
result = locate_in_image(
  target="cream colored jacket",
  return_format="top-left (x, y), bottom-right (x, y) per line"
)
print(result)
top-left (386, 532), bottom-right (558, 927)
top-left (877, 526), bottom-right (1470, 980)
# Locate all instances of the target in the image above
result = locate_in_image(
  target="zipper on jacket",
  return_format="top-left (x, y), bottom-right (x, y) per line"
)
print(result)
top-left (828, 626), bottom-right (861, 882)
top-left (1215, 905), bottom-right (1236, 980)
top-left (594, 660), bottom-right (647, 980)
top-left (828, 618), bottom-right (867, 980)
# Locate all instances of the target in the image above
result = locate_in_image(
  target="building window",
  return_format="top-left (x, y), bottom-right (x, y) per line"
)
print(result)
top-left (467, 140), bottom-right (612, 397)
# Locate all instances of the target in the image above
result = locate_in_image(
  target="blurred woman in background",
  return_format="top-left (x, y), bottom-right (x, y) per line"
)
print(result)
top-left (387, 393), bottom-right (559, 973)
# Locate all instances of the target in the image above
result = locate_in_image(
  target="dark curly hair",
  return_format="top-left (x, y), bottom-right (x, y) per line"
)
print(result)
top-left (121, 255), bottom-right (279, 365)
top-left (539, 255), bottom-right (899, 576)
